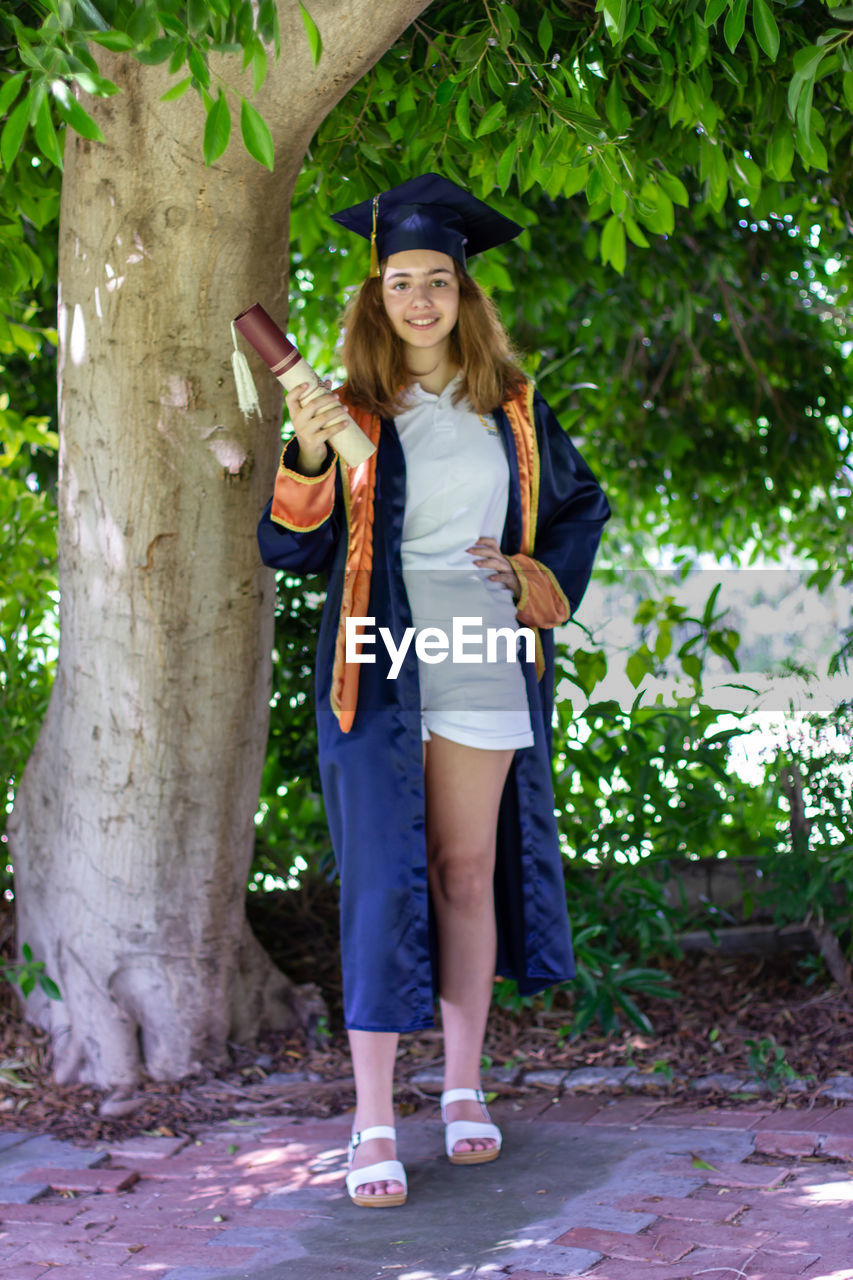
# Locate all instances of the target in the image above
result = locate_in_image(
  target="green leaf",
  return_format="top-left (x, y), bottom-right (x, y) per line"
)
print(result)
top-left (1, 94), bottom-right (31, 170)
top-left (562, 165), bottom-right (590, 198)
top-left (600, 0), bottom-right (628, 45)
top-left (187, 45), bottom-right (210, 88)
top-left (681, 653), bottom-right (702, 680)
top-left (704, 0), bottom-right (729, 25)
top-left (39, 975), bottom-right (62, 1000)
top-left (636, 180), bottom-right (675, 234)
top-left (299, 2), bottom-right (322, 66)
top-left (34, 95), bottom-right (63, 169)
top-left (795, 70), bottom-right (823, 148)
top-left (724, 0), bottom-right (748, 52)
top-left (475, 100), bottom-right (505, 138)
top-left (71, 0), bottom-right (108, 29)
top-left (752, 0), bottom-right (780, 60)
top-left (240, 98), bottom-right (274, 171)
top-left (658, 171), bottom-right (689, 207)
top-left (90, 30), bottom-right (136, 51)
top-left (730, 150), bottom-right (761, 199)
top-left (791, 43), bottom-right (827, 83)
top-left (127, 1), bottom-right (160, 46)
top-left (626, 650), bottom-right (651, 687)
top-left (794, 125), bottom-right (828, 170)
top-left (538, 10), bottom-right (554, 53)
top-left (496, 140), bottom-right (515, 194)
top-left (0, 72), bottom-right (27, 118)
top-left (605, 75), bottom-right (631, 132)
top-left (689, 13), bottom-right (710, 68)
top-left (50, 82), bottom-right (104, 143)
top-left (187, 0), bottom-right (210, 36)
top-left (767, 118), bottom-right (794, 178)
top-left (623, 212), bottom-right (649, 246)
top-left (252, 42), bottom-right (268, 95)
top-left (169, 41), bottom-right (188, 75)
top-left (203, 91), bottom-right (231, 165)
top-left (843, 71), bottom-right (853, 112)
top-left (135, 37), bottom-right (179, 66)
top-left (160, 76), bottom-right (192, 103)
top-left (455, 86), bottom-right (471, 140)
top-left (587, 165), bottom-right (605, 204)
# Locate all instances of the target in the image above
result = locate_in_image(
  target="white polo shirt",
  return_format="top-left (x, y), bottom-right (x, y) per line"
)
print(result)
top-left (394, 375), bottom-right (533, 749)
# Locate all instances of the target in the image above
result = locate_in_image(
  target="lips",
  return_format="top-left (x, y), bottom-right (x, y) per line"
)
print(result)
top-left (407, 317), bottom-right (440, 327)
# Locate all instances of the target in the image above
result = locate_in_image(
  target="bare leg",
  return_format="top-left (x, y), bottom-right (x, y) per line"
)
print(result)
top-left (347, 1029), bottom-right (404, 1199)
top-left (424, 734), bottom-right (514, 1155)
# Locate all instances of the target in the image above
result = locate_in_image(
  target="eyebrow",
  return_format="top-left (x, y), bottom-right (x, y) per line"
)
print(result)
top-left (384, 267), bottom-right (455, 280)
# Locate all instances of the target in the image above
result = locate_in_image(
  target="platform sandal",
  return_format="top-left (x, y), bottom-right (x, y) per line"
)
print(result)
top-left (345, 1125), bottom-right (407, 1207)
top-left (441, 1088), bottom-right (502, 1166)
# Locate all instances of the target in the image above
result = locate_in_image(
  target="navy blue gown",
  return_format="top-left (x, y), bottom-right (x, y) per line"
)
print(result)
top-left (258, 387), bottom-right (610, 1031)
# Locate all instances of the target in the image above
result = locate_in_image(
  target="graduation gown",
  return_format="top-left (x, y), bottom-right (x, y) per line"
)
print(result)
top-left (257, 383), bottom-right (610, 1032)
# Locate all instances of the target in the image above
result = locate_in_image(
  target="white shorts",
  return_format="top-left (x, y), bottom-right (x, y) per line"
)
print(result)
top-left (421, 708), bottom-right (534, 751)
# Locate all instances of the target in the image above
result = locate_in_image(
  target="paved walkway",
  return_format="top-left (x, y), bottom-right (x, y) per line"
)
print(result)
top-left (1, 1093), bottom-right (851, 1279)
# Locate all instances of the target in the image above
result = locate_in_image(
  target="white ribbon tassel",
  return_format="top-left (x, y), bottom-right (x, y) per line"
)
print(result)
top-left (230, 321), bottom-right (261, 419)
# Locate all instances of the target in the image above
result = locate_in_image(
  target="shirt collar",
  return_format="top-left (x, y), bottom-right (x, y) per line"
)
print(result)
top-left (406, 370), bottom-right (463, 404)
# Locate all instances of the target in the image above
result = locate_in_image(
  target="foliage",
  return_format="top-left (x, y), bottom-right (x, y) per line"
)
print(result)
top-left (745, 1035), bottom-right (799, 1087)
top-left (286, 0), bottom-right (853, 568)
top-left (2, 1), bottom-right (851, 570)
top-left (757, 698), bottom-right (853, 971)
top-left (0, 413), bottom-right (58, 861)
top-left (1, 941), bottom-right (62, 1000)
top-left (251, 575), bottom-right (331, 892)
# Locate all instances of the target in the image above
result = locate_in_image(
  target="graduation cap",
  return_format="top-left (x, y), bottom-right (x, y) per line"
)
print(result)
top-left (331, 173), bottom-right (524, 277)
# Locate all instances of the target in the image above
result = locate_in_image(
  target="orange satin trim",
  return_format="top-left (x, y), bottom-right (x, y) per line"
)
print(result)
top-left (503, 381), bottom-right (538, 554)
top-left (504, 383), bottom-right (553, 679)
top-left (509, 554), bottom-right (571, 629)
top-left (329, 399), bottom-right (382, 732)
top-left (270, 448), bottom-right (336, 532)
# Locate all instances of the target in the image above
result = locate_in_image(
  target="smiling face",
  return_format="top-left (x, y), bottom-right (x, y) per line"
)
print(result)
top-left (381, 249), bottom-right (461, 360)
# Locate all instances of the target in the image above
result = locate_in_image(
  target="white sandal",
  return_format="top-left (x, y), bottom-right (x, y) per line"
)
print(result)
top-left (345, 1125), bottom-right (407, 1207)
top-left (441, 1088), bottom-right (502, 1165)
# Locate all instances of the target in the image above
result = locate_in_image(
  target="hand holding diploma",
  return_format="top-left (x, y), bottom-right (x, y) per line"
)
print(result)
top-left (286, 380), bottom-right (347, 475)
top-left (233, 303), bottom-right (376, 468)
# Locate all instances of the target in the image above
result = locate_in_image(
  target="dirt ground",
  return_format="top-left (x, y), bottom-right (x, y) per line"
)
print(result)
top-left (2, 886), bottom-right (851, 1145)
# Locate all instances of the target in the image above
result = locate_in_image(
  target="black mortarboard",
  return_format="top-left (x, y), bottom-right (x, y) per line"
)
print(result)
top-left (330, 173), bottom-right (524, 277)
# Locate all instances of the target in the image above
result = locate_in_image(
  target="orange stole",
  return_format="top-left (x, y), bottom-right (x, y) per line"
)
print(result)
top-left (330, 402), bottom-right (382, 732)
top-left (503, 379), bottom-right (539, 556)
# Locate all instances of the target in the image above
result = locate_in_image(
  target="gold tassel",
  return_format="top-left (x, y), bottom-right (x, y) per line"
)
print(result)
top-left (369, 194), bottom-right (380, 277)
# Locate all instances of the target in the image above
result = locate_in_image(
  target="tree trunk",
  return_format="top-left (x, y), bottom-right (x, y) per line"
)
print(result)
top-left (8, 0), bottom-right (429, 1088)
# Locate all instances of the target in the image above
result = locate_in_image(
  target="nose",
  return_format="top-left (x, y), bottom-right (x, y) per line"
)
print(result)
top-left (409, 281), bottom-right (433, 308)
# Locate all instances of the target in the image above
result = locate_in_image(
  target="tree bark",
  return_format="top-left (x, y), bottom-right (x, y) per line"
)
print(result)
top-left (8, 0), bottom-right (430, 1087)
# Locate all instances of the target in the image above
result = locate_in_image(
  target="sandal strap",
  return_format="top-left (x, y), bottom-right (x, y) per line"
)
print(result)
top-left (441, 1088), bottom-right (487, 1120)
top-left (349, 1124), bottom-right (397, 1151)
top-left (444, 1118), bottom-right (502, 1157)
top-left (345, 1158), bottom-right (407, 1197)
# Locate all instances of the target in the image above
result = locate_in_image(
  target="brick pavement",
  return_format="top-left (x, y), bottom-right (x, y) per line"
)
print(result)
top-left (0, 1095), bottom-right (850, 1279)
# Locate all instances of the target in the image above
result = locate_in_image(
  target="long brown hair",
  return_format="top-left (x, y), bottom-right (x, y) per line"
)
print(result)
top-left (340, 262), bottom-right (526, 417)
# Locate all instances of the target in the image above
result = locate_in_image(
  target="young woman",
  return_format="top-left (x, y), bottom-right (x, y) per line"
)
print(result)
top-left (257, 174), bottom-right (610, 1208)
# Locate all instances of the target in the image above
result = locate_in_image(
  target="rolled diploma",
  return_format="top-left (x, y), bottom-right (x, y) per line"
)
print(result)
top-left (233, 303), bottom-right (375, 468)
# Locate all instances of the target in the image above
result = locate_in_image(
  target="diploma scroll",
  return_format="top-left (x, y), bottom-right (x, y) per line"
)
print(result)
top-left (233, 303), bottom-right (375, 468)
